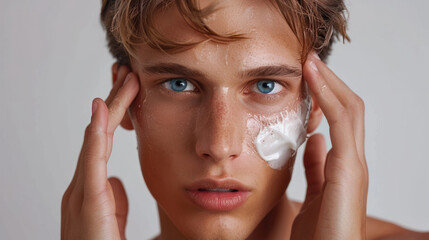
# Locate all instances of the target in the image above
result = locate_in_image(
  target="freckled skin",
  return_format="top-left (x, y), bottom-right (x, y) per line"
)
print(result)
top-left (59, 0), bottom-right (425, 239)
top-left (115, 0), bottom-right (419, 239)
top-left (126, 1), bottom-right (306, 239)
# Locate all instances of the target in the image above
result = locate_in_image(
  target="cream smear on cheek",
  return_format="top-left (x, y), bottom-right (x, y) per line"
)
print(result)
top-left (252, 85), bottom-right (311, 170)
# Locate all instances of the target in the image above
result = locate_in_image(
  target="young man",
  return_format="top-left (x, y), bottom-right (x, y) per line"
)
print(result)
top-left (61, 0), bottom-right (428, 239)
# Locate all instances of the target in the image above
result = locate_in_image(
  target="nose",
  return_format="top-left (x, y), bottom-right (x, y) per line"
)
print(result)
top-left (194, 90), bottom-right (244, 163)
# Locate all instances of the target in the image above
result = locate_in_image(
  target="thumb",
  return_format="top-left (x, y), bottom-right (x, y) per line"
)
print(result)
top-left (108, 177), bottom-right (129, 240)
top-left (301, 133), bottom-right (327, 211)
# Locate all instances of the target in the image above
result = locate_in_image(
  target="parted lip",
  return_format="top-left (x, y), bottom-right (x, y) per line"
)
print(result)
top-left (185, 178), bottom-right (252, 192)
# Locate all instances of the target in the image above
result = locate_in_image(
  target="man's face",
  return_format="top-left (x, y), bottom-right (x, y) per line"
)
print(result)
top-left (128, 0), bottom-right (306, 238)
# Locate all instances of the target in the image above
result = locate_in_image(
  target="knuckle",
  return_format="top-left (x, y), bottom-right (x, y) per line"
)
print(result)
top-left (355, 164), bottom-right (366, 179)
top-left (107, 131), bottom-right (114, 139)
top-left (326, 157), bottom-right (364, 185)
top-left (84, 123), bottom-right (95, 135)
top-left (61, 189), bottom-right (71, 209)
top-left (62, 184), bottom-right (78, 213)
top-left (361, 162), bottom-right (369, 184)
top-left (355, 167), bottom-right (368, 187)
top-left (346, 160), bottom-right (367, 184)
top-left (84, 152), bottom-right (108, 165)
top-left (349, 95), bottom-right (365, 113)
top-left (84, 123), bottom-right (104, 137)
top-left (81, 185), bottom-right (111, 208)
top-left (84, 124), bottom-right (91, 134)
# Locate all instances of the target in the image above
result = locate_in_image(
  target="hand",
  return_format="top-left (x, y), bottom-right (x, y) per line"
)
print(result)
top-left (291, 53), bottom-right (369, 240)
top-left (61, 64), bottom-right (140, 240)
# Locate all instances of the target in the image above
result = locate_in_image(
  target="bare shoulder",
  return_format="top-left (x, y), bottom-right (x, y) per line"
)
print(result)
top-left (290, 200), bottom-right (429, 240)
top-left (366, 216), bottom-right (429, 240)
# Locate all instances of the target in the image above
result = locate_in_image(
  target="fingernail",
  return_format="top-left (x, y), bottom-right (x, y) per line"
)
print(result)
top-left (123, 73), bottom-right (132, 86)
top-left (312, 51), bottom-right (321, 60)
top-left (309, 60), bottom-right (318, 72)
top-left (92, 99), bottom-right (98, 115)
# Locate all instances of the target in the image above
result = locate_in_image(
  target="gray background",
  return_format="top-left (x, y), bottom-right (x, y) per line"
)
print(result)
top-left (1, 0), bottom-right (428, 239)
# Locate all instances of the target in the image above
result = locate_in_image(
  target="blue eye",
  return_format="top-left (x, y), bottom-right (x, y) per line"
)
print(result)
top-left (255, 80), bottom-right (283, 94)
top-left (162, 78), bottom-right (196, 92)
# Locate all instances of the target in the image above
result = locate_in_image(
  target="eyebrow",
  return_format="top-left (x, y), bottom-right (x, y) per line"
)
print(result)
top-left (242, 65), bottom-right (302, 78)
top-left (142, 63), bottom-right (302, 78)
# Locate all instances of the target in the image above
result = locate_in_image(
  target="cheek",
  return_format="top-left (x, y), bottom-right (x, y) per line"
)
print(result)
top-left (133, 90), bottom-right (196, 153)
top-left (248, 82), bottom-right (311, 171)
top-left (130, 90), bottom-right (197, 190)
top-left (247, 154), bottom-right (295, 218)
top-left (242, 116), bottom-right (295, 195)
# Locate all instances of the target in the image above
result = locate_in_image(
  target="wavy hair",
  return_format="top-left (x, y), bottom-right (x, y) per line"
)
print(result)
top-left (100, 0), bottom-right (350, 66)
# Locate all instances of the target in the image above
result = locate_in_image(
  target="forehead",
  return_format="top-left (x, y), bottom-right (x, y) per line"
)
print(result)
top-left (134, 0), bottom-right (301, 70)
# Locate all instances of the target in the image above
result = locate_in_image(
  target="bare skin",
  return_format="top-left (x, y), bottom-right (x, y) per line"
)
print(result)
top-left (61, 1), bottom-right (428, 239)
top-left (61, 57), bottom-right (429, 240)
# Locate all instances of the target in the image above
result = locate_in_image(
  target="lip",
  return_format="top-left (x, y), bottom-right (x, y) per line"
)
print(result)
top-left (185, 178), bottom-right (251, 211)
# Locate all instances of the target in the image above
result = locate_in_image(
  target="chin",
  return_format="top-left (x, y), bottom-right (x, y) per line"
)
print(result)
top-left (173, 212), bottom-right (257, 240)
top-left (183, 222), bottom-right (250, 240)
top-left (185, 231), bottom-right (249, 240)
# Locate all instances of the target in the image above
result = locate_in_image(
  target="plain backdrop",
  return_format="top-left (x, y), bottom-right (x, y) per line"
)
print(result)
top-left (1, 0), bottom-right (428, 239)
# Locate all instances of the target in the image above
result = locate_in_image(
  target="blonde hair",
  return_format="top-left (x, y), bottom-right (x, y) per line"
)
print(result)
top-left (100, 0), bottom-right (350, 66)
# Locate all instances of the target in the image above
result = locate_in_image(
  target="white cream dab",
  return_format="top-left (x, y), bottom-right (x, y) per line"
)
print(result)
top-left (254, 86), bottom-right (311, 170)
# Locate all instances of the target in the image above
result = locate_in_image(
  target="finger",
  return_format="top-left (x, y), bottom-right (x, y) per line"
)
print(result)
top-left (67, 109), bottom-right (103, 210)
top-left (68, 142), bottom-right (85, 192)
top-left (69, 67), bottom-right (137, 203)
top-left (303, 134), bottom-right (327, 200)
top-left (108, 177), bottom-right (129, 240)
top-left (106, 72), bottom-right (139, 135)
top-left (105, 72), bottom-right (139, 160)
top-left (312, 53), bottom-right (357, 105)
top-left (82, 72), bottom-right (139, 196)
top-left (69, 103), bottom-right (103, 190)
top-left (70, 64), bottom-right (128, 193)
top-left (303, 55), bottom-right (358, 160)
top-left (105, 65), bottom-right (131, 106)
top-left (301, 134), bottom-right (327, 211)
top-left (311, 53), bottom-right (366, 162)
top-left (81, 98), bottom-right (109, 196)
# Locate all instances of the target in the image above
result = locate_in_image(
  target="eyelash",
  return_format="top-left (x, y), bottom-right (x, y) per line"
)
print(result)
top-left (160, 78), bottom-right (287, 97)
